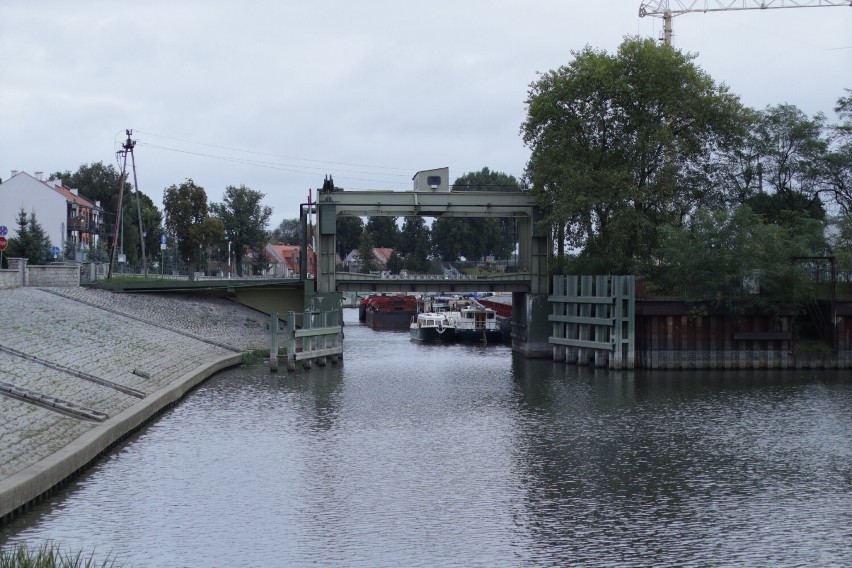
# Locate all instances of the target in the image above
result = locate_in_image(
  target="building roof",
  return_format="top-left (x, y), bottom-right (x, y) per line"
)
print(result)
top-left (46, 179), bottom-right (100, 209)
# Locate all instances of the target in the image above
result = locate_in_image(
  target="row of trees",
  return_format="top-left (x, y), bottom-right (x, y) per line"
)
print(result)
top-left (522, 36), bottom-right (852, 312)
top-left (48, 163), bottom-right (272, 277)
top-left (162, 179), bottom-right (271, 277)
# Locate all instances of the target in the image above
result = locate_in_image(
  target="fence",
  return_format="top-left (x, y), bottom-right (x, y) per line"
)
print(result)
top-left (548, 275), bottom-right (635, 369)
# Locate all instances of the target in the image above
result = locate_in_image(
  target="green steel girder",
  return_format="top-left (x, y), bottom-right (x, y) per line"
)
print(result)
top-left (317, 190), bottom-right (536, 218)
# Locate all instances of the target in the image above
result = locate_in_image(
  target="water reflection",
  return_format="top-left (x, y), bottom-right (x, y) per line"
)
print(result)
top-left (1, 310), bottom-right (850, 567)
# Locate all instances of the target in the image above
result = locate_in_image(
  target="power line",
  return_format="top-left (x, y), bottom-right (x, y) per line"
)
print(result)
top-left (134, 130), bottom-right (416, 173)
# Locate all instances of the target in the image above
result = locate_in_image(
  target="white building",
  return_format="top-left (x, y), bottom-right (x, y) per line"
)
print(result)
top-left (0, 171), bottom-right (66, 249)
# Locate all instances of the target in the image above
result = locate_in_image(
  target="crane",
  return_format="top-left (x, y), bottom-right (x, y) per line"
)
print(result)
top-left (639, 0), bottom-right (852, 45)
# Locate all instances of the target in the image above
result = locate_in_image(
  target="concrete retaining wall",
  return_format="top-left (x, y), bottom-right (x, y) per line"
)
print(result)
top-left (0, 270), bottom-right (17, 289)
top-left (27, 265), bottom-right (80, 287)
top-left (0, 259), bottom-right (95, 288)
top-left (0, 352), bottom-right (242, 521)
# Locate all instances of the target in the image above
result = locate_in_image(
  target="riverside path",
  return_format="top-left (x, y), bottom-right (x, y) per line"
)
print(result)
top-left (0, 287), bottom-right (282, 521)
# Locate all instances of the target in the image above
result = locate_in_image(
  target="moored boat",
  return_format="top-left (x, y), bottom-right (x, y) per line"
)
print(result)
top-left (448, 303), bottom-right (504, 344)
top-left (410, 312), bottom-right (456, 342)
top-left (363, 294), bottom-right (418, 330)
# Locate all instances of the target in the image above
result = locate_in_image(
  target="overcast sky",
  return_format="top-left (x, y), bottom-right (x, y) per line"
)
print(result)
top-left (2, 1), bottom-right (850, 228)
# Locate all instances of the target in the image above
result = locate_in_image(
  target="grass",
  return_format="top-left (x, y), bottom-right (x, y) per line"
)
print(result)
top-left (0, 542), bottom-right (121, 568)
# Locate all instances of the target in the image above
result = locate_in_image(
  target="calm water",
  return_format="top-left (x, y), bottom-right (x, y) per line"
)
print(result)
top-left (2, 308), bottom-right (851, 567)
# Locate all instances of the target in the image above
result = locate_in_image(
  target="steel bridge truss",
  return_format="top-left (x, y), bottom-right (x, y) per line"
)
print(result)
top-left (309, 188), bottom-right (549, 295)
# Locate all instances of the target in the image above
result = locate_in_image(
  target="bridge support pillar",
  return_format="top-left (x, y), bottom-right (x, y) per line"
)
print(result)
top-left (512, 292), bottom-right (553, 358)
top-left (511, 209), bottom-right (552, 358)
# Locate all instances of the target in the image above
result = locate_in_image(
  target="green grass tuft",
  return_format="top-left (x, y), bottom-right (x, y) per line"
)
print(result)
top-left (0, 542), bottom-right (122, 568)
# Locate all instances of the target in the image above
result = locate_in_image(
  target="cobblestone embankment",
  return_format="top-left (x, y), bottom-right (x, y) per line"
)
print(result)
top-left (0, 287), bottom-right (278, 521)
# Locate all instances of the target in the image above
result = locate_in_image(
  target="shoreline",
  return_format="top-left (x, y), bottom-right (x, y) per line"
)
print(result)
top-left (0, 287), bottom-right (279, 522)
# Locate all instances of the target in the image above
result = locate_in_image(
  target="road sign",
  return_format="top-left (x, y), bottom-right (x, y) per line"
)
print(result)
top-left (0, 237), bottom-right (7, 251)
top-left (51, 246), bottom-right (60, 257)
top-left (0, 226), bottom-right (7, 237)
top-left (161, 234), bottom-right (167, 244)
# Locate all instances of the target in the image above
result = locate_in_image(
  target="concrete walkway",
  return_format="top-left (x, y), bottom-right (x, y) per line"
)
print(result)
top-left (0, 287), bottom-right (281, 520)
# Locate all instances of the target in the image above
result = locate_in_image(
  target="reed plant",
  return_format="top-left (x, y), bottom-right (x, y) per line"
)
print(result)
top-left (0, 542), bottom-right (120, 568)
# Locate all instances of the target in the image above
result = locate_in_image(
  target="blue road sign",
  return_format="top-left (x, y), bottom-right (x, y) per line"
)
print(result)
top-left (0, 226), bottom-right (7, 237)
top-left (51, 246), bottom-right (60, 256)
top-left (161, 234), bottom-right (167, 244)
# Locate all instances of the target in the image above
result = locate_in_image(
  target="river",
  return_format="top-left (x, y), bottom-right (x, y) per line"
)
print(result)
top-left (1, 308), bottom-right (851, 567)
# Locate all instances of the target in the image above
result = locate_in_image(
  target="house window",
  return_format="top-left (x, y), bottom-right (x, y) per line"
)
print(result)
top-left (427, 175), bottom-right (441, 187)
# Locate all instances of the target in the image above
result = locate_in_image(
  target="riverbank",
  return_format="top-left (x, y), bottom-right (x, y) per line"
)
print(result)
top-left (0, 287), bottom-right (280, 522)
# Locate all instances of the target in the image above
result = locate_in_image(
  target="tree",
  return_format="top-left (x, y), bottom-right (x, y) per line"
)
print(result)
top-left (57, 162), bottom-right (163, 269)
top-left (120, 191), bottom-right (163, 268)
top-left (336, 216), bottom-right (364, 257)
top-left (357, 229), bottom-right (377, 273)
top-left (6, 208), bottom-right (52, 265)
top-left (163, 179), bottom-right (223, 278)
top-left (522, 37), bottom-right (748, 272)
top-left (431, 216), bottom-right (486, 261)
top-left (210, 185), bottom-right (272, 276)
top-left (654, 206), bottom-right (818, 317)
top-left (270, 218), bottom-right (301, 244)
top-left (826, 90), bottom-right (852, 213)
top-left (54, 162), bottom-right (123, 210)
top-left (749, 104), bottom-right (830, 219)
top-left (444, 168), bottom-right (521, 260)
top-left (365, 216), bottom-right (399, 248)
top-left (398, 216), bottom-right (431, 270)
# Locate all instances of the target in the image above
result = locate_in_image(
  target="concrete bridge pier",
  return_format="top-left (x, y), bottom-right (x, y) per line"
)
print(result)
top-left (511, 213), bottom-right (552, 358)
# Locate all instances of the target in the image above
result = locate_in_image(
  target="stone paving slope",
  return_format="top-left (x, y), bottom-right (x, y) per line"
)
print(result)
top-left (0, 287), bottom-right (276, 515)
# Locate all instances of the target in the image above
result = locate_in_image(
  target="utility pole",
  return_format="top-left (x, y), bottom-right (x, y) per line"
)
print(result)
top-left (639, 0), bottom-right (851, 45)
top-left (108, 130), bottom-right (148, 278)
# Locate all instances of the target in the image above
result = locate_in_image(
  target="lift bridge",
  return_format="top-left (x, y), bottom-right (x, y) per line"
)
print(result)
top-left (303, 168), bottom-right (554, 357)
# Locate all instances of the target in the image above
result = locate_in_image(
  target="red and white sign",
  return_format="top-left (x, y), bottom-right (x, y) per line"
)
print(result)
top-left (0, 237), bottom-right (7, 251)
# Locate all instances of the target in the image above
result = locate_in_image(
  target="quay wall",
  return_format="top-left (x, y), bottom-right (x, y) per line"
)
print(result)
top-left (635, 300), bottom-right (852, 369)
top-left (0, 287), bottom-right (282, 523)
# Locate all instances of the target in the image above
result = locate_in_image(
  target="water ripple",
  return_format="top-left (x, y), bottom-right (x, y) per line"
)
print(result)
top-left (1, 310), bottom-right (851, 566)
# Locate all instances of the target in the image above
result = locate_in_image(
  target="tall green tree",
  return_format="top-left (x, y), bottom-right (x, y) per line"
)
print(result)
top-left (6, 208), bottom-right (52, 264)
top-left (748, 104), bottom-right (830, 220)
top-left (399, 216), bottom-right (430, 257)
top-left (522, 37), bottom-right (747, 272)
top-left (827, 90), bottom-right (852, 213)
top-left (270, 218), bottom-right (301, 244)
top-left (440, 168), bottom-right (521, 260)
top-left (365, 216), bottom-right (399, 248)
top-left (55, 162), bottom-right (163, 268)
top-left (163, 179), bottom-right (223, 278)
top-left (210, 185), bottom-right (272, 276)
top-left (357, 229), bottom-right (377, 273)
top-left (431, 169), bottom-right (520, 261)
top-left (336, 216), bottom-right (364, 257)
